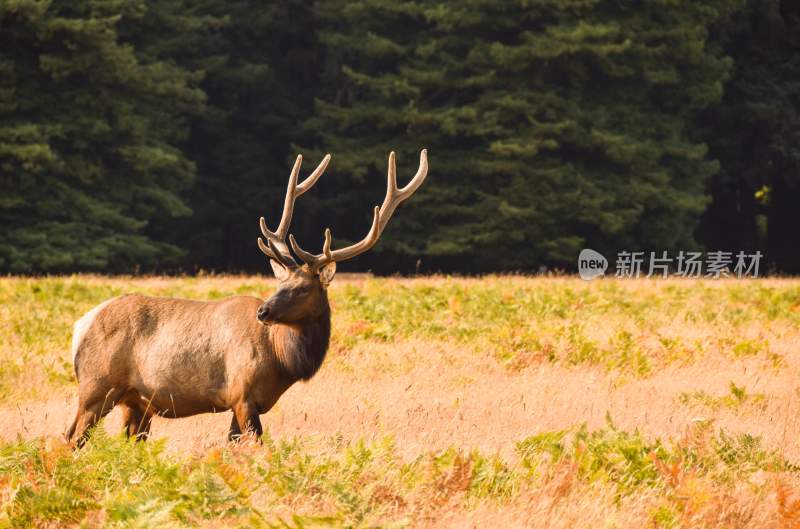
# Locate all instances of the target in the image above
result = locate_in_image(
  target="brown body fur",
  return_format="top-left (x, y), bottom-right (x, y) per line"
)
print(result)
top-left (66, 284), bottom-right (330, 446)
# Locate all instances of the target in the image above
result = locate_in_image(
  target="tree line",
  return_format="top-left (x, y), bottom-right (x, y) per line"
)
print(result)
top-left (1, 0), bottom-right (798, 275)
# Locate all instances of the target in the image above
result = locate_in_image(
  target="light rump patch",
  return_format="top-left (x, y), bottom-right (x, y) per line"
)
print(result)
top-left (71, 297), bottom-right (116, 367)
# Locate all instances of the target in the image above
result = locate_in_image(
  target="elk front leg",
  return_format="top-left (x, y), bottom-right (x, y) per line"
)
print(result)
top-left (232, 401), bottom-right (262, 441)
top-left (228, 413), bottom-right (242, 442)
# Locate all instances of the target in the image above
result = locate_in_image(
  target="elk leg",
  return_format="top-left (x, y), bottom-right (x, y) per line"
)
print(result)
top-left (228, 413), bottom-right (242, 442)
top-left (120, 404), bottom-right (134, 436)
top-left (120, 403), bottom-right (152, 441)
top-left (69, 387), bottom-right (123, 448)
top-left (71, 402), bottom-right (109, 448)
top-left (66, 409), bottom-right (79, 442)
top-left (232, 401), bottom-right (262, 441)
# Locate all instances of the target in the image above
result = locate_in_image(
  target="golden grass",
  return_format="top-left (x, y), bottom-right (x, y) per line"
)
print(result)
top-left (1, 275), bottom-right (800, 527)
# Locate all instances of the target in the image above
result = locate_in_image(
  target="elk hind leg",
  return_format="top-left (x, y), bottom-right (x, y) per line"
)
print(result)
top-left (120, 402), bottom-right (153, 441)
top-left (66, 409), bottom-right (79, 442)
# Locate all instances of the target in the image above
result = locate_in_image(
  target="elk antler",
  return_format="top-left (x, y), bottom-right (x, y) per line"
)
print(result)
top-left (290, 149), bottom-right (428, 271)
top-left (258, 153), bottom-right (331, 268)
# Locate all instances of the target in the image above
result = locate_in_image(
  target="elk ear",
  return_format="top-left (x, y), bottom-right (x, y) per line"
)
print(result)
top-left (269, 259), bottom-right (291, 281)
top-left (319, 261), bottom-right (337, 286)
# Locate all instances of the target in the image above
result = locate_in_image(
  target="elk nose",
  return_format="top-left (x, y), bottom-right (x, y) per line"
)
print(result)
top-left (257, 305), bottom-right (270, 322)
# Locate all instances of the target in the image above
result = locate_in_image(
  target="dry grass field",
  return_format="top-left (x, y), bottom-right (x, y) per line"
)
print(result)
top-left (1, 275), bottom-right (800, 528)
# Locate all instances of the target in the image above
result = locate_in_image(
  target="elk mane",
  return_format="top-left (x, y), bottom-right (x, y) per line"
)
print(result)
top-left (270, 305), bottom-right (331, 381)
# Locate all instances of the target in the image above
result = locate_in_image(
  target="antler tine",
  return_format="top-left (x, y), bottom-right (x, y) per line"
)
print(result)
top-left (258, 237), bottom-right (296, 270)
top-left (257, 236), bottom-right (274, 259)
top-left (322, 228), bottom-right (332, 260)
top-left (259, 216), bottom-right (290, 258)
top-left (259, 153), bottom-right (331, 267)
top-left (378, 149), bottom-right (428, 234)
top-left (286, 229), bottom-right (333, 270)
top-left (297, 154), bottom-right (331, 196)
top-left (274, 154), bottom-right (303, 240)
top-left (288, 233), bottom-right (319, 265)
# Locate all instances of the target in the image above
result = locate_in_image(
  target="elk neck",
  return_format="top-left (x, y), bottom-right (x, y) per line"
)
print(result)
top-left (268, 302), bottom-right (331, 382)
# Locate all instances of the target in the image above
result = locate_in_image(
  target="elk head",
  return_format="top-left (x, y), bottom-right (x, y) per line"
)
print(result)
top-left (256, 150), bottom-right (429, 324)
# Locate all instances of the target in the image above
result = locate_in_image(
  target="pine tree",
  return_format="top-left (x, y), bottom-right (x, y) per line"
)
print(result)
top-left (0, 0), bottom-right (205, 273)
top-left (701, 0), bottom-right (800, 273)
top-left (305, 0), bottom-right (740, 273)
top-left (118, 0), bottom-right (321, 272)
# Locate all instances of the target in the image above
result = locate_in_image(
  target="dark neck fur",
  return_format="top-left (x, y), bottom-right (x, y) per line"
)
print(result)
top-left (274, 302), bottom-right (331, 382)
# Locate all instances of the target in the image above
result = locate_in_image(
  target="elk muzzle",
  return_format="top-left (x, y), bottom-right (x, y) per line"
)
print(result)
top-left (257, 290), bottom-right (299, 323)
top-left (256, 302), bottom-right (273, 323)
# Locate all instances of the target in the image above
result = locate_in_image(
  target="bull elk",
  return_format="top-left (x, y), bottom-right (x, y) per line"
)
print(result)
top-left (66, 150), bottom-right (428, 447)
